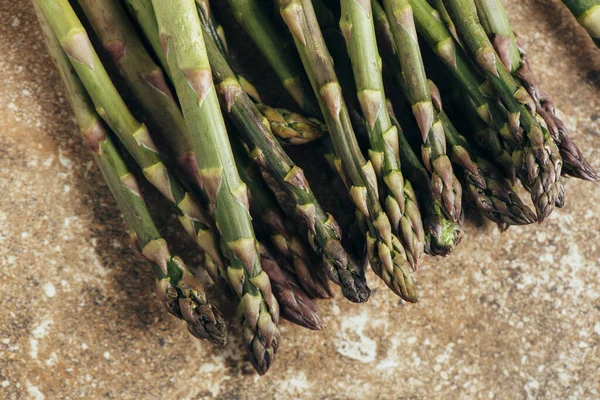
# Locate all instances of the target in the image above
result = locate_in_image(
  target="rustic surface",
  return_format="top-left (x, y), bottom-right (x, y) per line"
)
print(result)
top-left (1, 1), bottom-right (600, 399)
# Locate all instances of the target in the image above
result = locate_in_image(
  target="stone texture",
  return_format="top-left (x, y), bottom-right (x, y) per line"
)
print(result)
top-left (1, 1), bottom-right (599, 399)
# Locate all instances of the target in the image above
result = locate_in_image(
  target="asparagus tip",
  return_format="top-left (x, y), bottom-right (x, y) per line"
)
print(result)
top-left (282, 303), bottom-right (327, 331)
top-left (156, 274), bottom-right (228, 346)
top-left (184, 301), bottom-right (228, 347)
top-left (424, 215), bottom-right (463, 257)
top-left (341, 281), bottom-right (371, 303)
top-left (564, 164), bottom-right (600, 182)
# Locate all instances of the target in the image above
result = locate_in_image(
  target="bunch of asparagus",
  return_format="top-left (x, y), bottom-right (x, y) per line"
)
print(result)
top-left (34, 0), bottom-right (596, 374)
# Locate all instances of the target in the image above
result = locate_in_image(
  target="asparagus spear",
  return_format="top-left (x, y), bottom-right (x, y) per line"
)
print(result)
top-left (232, 139), bottom-right (333, 299)
top-left (279, 0), bottom-right (417, 301)
top-left (359, 8), bottom-right (463, 249)
top-left (430, 83), bottom-right (536, 225)
top-left (75, 0), bottom-right (230, 283)
top-left (200, 20), bottom-right (370, 303)
top-left (562, 0), bottom-right (600, 47)
top-left (121, 0), bottom-right (329, 299)
top-left (151, 0), bottom-right (279, 374)
top-left (339, 0), bottom-right (425, 269)
top-left (475, 0), bottom-right (598, 181)
top-left (36, 5), bottom-right (226, 345)
top-left (35, 0), bottom-right (226, 287)
top-left (439, 0), bottom-right (564, 221)
top-left (387, 102), bottom-right (462, 256)
top-left (405, 0), bottom-right (514, 176)
top-left (381, 0), bottom-right (462, 223)
top-left (259, 244), bottom-right (325, 330)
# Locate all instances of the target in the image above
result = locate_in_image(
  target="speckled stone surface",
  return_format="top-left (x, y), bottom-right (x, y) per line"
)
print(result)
top-left (1, 1), bottom-right (600, 399)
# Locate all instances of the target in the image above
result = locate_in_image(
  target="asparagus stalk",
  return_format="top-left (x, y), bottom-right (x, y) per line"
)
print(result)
top-left (430, 0), bottom-right (461, 42)
top-left (429, 83), bottom-right (536, 225)
top-left (381, 0), bottom-right (462, 223)
top-left (279, 0), bottom-right (417, 301)
top-left (475, 0), bottom-right (598, 181)
top-left (36, 0), bottom-right (226, 287)
top-left (387, 102), bottom-right (462, 256)
top-left (36, 5), bottom-right (226, 345)
top-left (339, 0), bottom-right (425, 269)
top-left (410, 0), bottom-right (570, 211)
top-left (201, 21), bottom-right (370, 303)
top-left (151, 0), bottom-right (279, 374)
top-left (259, 244), bottom-right (325, 330)
top-left (358, 7), bottom-right (463, 250)
top-left (75, 0), bottom-right (229, 283)
top-left (563, 0), bottom-right (600, 47)
top-left (128, 0), bottom-right (333, 300)
top-left (440, 0), bottom-right (564, 221)
top-left (405, 0), bottom-right (515, 176)
top-left (232, 140), bottom-right (333, 299)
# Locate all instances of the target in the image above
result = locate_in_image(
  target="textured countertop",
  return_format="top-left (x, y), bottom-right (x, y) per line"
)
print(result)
top-left (1, 1), bottom-right (600, 399)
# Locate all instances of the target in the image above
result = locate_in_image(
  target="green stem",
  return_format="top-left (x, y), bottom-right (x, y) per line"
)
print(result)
top-left (380, 0), bottom-right (462, 222)
top-left (231, 138), bottom-right (333, 300)
top-left (387, 102), bottom-right (462, 256)
top-left (406, 0), bottom-right (514, 176)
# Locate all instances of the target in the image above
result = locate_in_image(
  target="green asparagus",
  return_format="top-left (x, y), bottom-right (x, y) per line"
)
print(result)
top-left (76, 0), bottom-right (228, 282)
top-left (380, 0), bottom-right (462, 222)
top-left (406, 0), bottom-right (515, 177)
top-left (280, 0), bottom-right (417, 301)
top-left (475, 0), bottom-right (598, 181)
top-left (232, 140), bottom-right (333, 300)
top-left (387, 101), bottom-right (462, 256)
top-left (151, 0), bottom-right (279, 374)
top-left (339, 0), bottom-right (425, 269)
top-left (200, 20), bottom-right (370, 303)
top-left (36, 4), bottom-right (226, 345)
top-left (439, 0), bottom-right (564, 221)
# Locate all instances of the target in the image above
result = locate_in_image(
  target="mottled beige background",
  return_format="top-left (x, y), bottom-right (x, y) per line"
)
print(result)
top-left (1, 0), bottom-right (600, 399)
